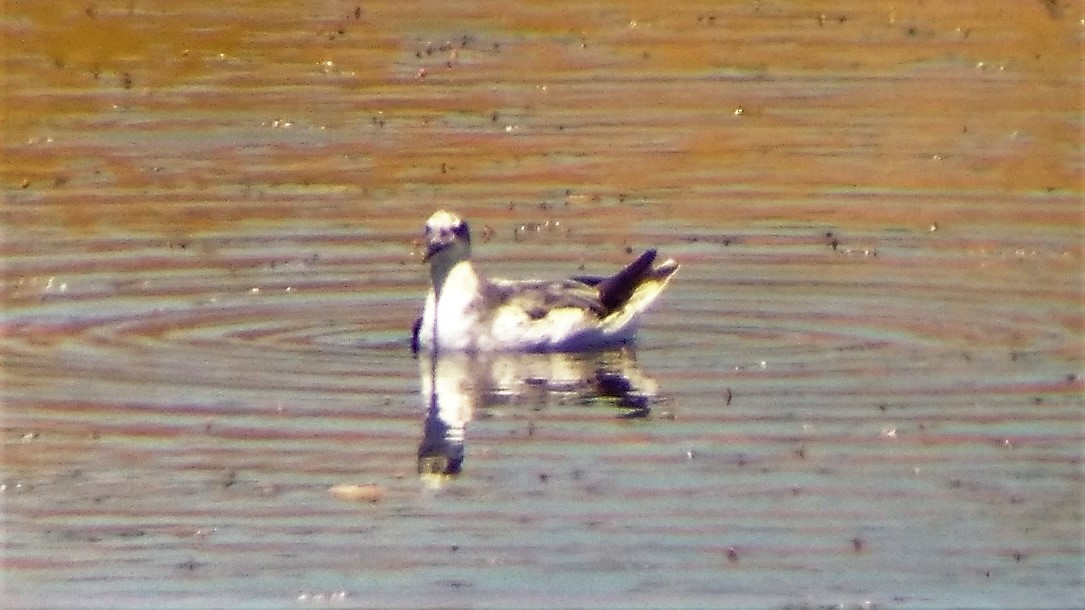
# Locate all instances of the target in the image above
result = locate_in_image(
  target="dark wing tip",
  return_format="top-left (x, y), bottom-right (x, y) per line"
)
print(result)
top-left (596, 249), bottom-right (657, 313)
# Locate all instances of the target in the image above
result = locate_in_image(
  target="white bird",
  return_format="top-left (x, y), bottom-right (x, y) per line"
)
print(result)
top-left (412, 210), bottom-right (678, 353)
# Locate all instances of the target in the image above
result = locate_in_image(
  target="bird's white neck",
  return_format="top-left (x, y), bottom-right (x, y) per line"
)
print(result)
top-left (428, 242), bottom-right (471, 298)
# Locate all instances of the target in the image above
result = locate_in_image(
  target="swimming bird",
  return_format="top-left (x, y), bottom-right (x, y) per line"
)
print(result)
top-left (411, 210), bottom-right (678, 353)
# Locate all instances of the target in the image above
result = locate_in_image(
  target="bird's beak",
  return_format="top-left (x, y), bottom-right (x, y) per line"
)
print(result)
top-left (422, 237), bottom-right (449, 263)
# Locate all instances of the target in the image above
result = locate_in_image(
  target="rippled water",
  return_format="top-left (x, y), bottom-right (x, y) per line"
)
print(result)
top-left (3, 1), bottom-right (1082, 608)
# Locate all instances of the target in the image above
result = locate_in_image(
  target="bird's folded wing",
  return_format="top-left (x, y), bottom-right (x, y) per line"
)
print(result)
top-left (484, 279), bottom-right (606, 320)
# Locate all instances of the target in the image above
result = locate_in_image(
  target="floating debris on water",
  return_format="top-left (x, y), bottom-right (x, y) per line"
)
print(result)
top-left (328, 483), bottom-right (384, 503)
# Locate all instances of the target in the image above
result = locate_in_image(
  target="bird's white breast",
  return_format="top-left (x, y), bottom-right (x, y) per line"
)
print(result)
top-left (421, 261), bottom-right (483, 351)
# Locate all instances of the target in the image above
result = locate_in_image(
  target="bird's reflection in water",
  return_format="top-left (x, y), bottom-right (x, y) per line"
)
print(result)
top-left (416, 349), bottom-right (660, 478)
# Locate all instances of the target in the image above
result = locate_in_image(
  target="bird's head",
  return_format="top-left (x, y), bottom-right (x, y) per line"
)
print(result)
top-left (423, 210), bottom-right (472, 290)
top-left (423, 210), bottom-right (471, 262)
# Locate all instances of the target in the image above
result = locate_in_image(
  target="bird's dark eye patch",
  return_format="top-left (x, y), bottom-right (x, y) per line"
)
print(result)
top-left (453, 221), bottom-right (471, 241)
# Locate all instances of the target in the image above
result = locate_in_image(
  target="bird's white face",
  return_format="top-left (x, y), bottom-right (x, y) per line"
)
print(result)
top-left (424, 210), bottom-right (471, 262)
top-left (423, 210), bottom-right (473, 293)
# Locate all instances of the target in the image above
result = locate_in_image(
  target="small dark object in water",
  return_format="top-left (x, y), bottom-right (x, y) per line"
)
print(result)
top-left (826, 231), bottom-right (839, 251)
